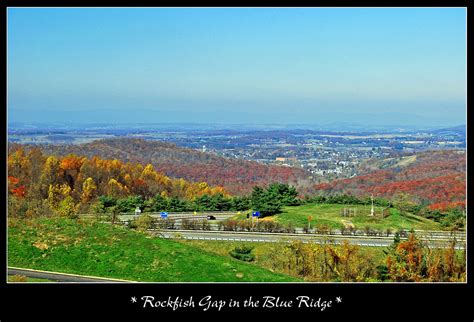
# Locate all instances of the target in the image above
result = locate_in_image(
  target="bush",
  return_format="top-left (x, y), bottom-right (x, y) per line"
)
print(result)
top-left (257, 221), bottom-right (283, 233)
top-left (222, 219), bottom-right (238, 231)
top-left (285, 223), bottom-right (296, 234)
top-left (181, 218), bottom-right (198, 230)
top-left (199, 219), bottom-right (211, 230)
top-left (229, 245), bottom-right (256, 262)
top-left (315, 224), bottom-right (330, 235)
top-left (57, 196), bottom-right (78, 219)
top-left (155, 218), bottom-right (175, 229)
top-left (132, 214), bottom-right (154, 231)
top-left (237, 220), bottom-right (252, 232)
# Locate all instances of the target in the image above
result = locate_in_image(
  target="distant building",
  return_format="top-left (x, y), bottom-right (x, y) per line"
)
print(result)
top-left (275, 157), bottom-right (297, 162)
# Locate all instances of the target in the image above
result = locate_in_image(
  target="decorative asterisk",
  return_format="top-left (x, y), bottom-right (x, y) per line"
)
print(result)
top-left (131, 297), bottom-right (137, 303)
top-left (336, 297), bottom-right (342, 303)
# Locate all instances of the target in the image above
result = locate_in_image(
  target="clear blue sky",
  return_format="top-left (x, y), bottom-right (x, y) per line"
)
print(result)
top-left (7, 7), bottom-right (467, 127)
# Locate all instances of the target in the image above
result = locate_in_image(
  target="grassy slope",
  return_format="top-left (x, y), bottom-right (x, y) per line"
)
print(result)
top-left (179, 240), bottom-right (387, 267)
top-left (238, 203), bottom-right (441, 231)
top-left (8, 217), bottom-right (299, 282)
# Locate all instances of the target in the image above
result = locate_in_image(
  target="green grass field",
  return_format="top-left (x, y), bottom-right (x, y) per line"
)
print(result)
top-left (8, 217), bottom-right (299, 282)
top-left (233, 203), bottom-right (442, 231)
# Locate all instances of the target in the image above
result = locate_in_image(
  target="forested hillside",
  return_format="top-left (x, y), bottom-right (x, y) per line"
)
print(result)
top-left (7, 145), bottom-right (230, 218)
top-left (314, 150), bottom-right (466, 210)
top-left (14, 138), bottom-right (310, 195)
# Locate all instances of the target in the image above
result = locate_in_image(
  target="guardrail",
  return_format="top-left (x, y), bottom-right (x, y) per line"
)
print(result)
top-left (149, 228), bottom-right (466, 243)
top-left (154, 229), bottom-right (466, 249)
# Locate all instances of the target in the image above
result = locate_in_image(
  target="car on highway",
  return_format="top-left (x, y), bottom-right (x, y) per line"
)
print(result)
top-left (206, 215), bottom-right (216, 220)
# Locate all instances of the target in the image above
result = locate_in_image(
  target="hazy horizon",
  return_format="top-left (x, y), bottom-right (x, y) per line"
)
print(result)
top-left (8, 8), bottom-right (467, 128)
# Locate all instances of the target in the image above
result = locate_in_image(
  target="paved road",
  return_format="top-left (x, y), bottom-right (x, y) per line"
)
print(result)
top-left (80, 212), bottom-right (466, 239)
top-left (152, 229), bottom-right (465, 249)
top-left (8, 267), bottom-right (135, 283)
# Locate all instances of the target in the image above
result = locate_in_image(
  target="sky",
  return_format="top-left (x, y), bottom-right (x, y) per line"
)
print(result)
top-left (7, 7), bottom-right (467, 128)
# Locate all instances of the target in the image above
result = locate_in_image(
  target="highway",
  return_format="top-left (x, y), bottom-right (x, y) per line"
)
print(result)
top-left (150, 229), bottom-right (466, 249)
top-left (78, 211), bottom-right (466, 246)
top-left (8, 267), bottom-right (135, 283)
top-left (80, 211), bottom-right (238, 222)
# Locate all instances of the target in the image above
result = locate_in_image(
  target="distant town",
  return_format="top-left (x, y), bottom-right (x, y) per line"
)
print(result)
top-left (8, 123), bottom-right (466, 183)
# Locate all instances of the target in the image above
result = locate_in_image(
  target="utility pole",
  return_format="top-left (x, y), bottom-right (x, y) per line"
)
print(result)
top-left (370, 194), bottom-right (375, 217)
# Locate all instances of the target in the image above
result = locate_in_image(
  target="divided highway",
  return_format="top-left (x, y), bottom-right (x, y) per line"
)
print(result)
top-left (79, 211), bottom-right (466, 249)
top-left (150, 229), bottom-right (466, 249)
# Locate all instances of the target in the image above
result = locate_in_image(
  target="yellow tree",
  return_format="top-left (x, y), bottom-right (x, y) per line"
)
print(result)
top-left (81, 177), bottom-right (97, 204)
top-left (40, 156), bottom-right (61, 198)
top-left (107, 178), bottom-right (128, 198)
top-left (8, 147), bottom-right (31, 179)
top-left (47, 183), bottom-right (72, 213)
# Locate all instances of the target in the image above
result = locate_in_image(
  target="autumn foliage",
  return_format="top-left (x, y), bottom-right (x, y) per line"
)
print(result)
top-left (7, 146), bottom-right (229, 217)
top-left (8, 176), bottom-right (26, 198)
top-left (17, 138), bottom-right (309, 195)
top-left (386, 233), bottom-right (465, 282)
top-left (313, 150), bottom-right (466, 207)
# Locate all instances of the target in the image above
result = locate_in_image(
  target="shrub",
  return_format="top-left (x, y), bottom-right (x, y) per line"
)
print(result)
top-left (57, 196), bottom-right (78, 219)
top-left (315, 224), bottom-right (330, 235)
top-left (199, 219), bottom-right (211, 230)
top-left (156, 218), bottom-right (175, 229)
top-left (237, 220), bottom-right (252, 232)
top-left (222, 219), bottom-right (238, 231)
top-left (229, 245), bottom-right (256, 262)
top-left (181, 218), bottom-right (198, 230)
top-left (285, 223), bottom-right (296, 234)
top-left (132, 214), bottom-right (154, 231)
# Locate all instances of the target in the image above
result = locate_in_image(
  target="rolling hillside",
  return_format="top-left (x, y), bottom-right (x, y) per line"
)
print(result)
top-left (8, 217), bottom-right (298, 282)
top-left (16, 138), bottom-right (310, 195)
top-left (314, 150), bottom-right (466, 208)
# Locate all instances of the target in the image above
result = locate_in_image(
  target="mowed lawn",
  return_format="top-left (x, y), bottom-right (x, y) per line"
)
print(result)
top-left (8, 217), bottom-right (299, 282)
top-left (272, 204), bottom-right (442, 231)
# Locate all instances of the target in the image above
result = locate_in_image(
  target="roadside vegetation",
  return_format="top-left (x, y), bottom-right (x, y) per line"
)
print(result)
top-left (181, 235), bottom-right (466, 282)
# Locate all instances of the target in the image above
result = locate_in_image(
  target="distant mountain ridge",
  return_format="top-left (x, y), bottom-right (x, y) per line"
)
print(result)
top-left (430, 124), bottom-right (466, 136)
